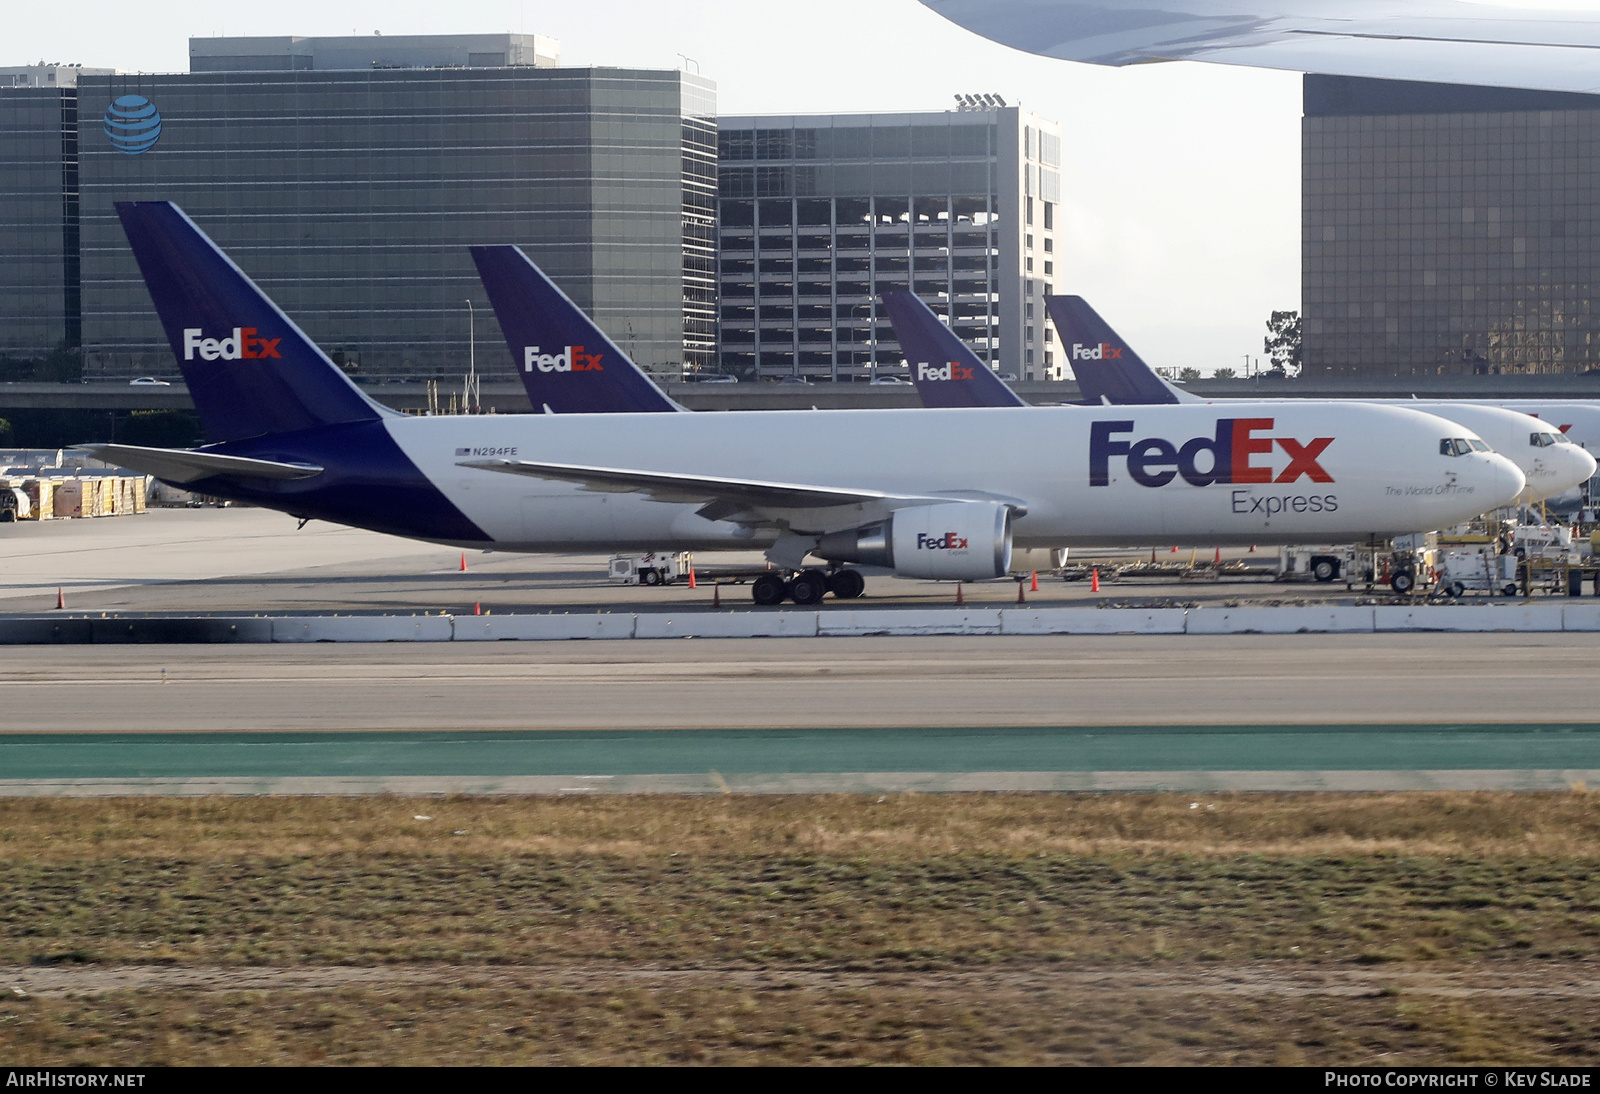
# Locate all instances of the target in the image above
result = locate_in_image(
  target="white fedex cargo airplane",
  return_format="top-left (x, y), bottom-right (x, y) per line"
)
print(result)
top-left (81, 203), bottom-right (1524, 606)
top-left (1043, 295), bottom-right (1598, 505)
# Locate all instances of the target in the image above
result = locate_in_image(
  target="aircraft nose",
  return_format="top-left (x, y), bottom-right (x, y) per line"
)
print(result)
top-left (1568, 444), bottom-right (1598, 485)
top-left (1480, 451), bottom-right (1527, 506)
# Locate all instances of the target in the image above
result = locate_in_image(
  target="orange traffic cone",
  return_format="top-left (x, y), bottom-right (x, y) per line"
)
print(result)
top-left (1214, 547), bottom-right (1222, 565)
top-left (474, 602), bottom-right (481, 616)
top-left (1171, 545), bottom-right (1178, 553)
top-left (55, 587), bottom-right (64, 610)
top-left (955, 581), bottom-right (964, 606)
top-left (459, 552), bottom-right (467, 572)
top-left (1091, 568), bottom-right (1100, 592)
top-left (687, 564), bottom-right (697, 589)
top-left (1030, 570), bottom-right (1039, 592)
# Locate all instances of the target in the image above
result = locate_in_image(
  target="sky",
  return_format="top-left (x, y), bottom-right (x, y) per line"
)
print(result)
top-left (14, 0), bottom-right (1315, 374)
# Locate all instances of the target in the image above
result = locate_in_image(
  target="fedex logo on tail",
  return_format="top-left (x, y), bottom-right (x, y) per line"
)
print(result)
top-left (915, 361), bottom-right (975, 382)
top-left (1072, 342), bottom-right (1123, 361)
top-left (916, 531), bottom-right (969, 550)
top-left (182, 328), bottom-right (281, 362)
top-left (525, 345), bottom-right (604, 373)
top-left (1090, 418), bottom-right (1334, 487)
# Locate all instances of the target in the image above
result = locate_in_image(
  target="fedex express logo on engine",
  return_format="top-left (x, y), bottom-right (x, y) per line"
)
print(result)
top-left (1072, 342), bottom-right (1123, 361)
top-left (916, 531), bottom-right (969, 551)
top-left (183, 328), bottom-right (281, 361)
top-left (524, 345), bottom-right (604, 373)
top-left (1090, 418), bottom-right (1333, 487)
top-left (915, 361), bottom-right (974, 382)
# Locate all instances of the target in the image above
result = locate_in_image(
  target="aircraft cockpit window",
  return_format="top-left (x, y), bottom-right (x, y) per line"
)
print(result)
top-left (1440, 438), bottom-right (1473, 457)
top-left (1531, 432), bottom-right (1558, 447)
top-left (1468, 439), bottom-right (1491, 452)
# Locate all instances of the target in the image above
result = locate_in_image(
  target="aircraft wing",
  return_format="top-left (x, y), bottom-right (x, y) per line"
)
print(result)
top-left (920, 0), bottom-right (1600, 95)
top-left (458, 458), bottom-right (1021, 525)
top-left (75, 443), bottom-right (324, 484)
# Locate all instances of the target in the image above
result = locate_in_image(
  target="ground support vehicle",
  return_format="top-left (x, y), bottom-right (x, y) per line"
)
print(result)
top-left (607, 552), bottom-right (692, 586)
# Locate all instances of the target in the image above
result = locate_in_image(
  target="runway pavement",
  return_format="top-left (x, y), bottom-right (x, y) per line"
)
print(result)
top-left (6, 510), bottom-right (1598, 794)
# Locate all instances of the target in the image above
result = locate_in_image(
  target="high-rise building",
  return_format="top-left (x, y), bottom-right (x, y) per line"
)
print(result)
top-left (1304, 74), bottom-right (1600, 376)
top-left (715, 106), bottom-right (1062, 382)
top-left (1, 36), bottom-right (716, 381)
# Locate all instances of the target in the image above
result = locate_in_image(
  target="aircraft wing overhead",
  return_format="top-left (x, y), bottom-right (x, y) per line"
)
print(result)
top-left (919, 1), bottom-right (1600, 94)
top-left (75, 443), bottom-right (324, 484)
top-left (457, 458), bottom-right (1017, 526)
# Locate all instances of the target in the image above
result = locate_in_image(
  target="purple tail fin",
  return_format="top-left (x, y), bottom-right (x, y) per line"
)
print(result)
top-left (881, 292), bottom-right (1026, 409)
top-left (115, 202), bottom-right (389, 444)
top-left (1044, 295), bottom-right (1193, 405)
top-left (471, 246), bottom-right (682, 414)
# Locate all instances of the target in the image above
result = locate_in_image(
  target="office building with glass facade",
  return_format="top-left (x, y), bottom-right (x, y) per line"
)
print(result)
top-left (0, 36), bottom-right (715, 381)
top-left (1304, 74), bottom-right (1600, 376)
top-left (715, 108), bottom-right (1062, 382)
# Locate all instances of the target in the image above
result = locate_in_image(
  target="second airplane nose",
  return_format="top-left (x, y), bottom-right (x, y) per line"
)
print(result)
top-left (1479, 451), bottom-right (1528, 508)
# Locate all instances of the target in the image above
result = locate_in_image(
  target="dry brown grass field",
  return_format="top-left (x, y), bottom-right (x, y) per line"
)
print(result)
top-left (3, 792), bottom-right (1600, 1065)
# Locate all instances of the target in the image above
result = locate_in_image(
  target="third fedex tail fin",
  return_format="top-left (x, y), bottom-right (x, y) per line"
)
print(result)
top-left (115, 201), bottom-right (391, 444)
top-left (880, 292), bottom-right (1026, 409)
top-left (471, 246), bottom-right (683, 414)
top-left (1043, 295), bottom-right (1201, 406)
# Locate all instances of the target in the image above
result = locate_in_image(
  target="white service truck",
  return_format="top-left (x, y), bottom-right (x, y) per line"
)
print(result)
top-left (608, 552), bottom-right (692, 586)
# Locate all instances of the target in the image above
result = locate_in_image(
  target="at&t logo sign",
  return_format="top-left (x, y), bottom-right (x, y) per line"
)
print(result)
top-left (104, 95), bottom-right (162, 155)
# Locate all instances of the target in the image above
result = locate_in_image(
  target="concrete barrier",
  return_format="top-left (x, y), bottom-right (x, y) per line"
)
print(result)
top-left (1184, 606), bottom-right (1375, 635)
top-left (1000, 608), bottom-right (1188, 635)
top-left (819, 609), bottom-right (1003, 636)
top-left (450, 613), bottom-right (636, 640)
top-left (634, 611), bottom-right (819, 639)
top-left (1562, 604), bottom-right (1600, 632)
top-left (1372, 604), bottom-right (1564, 632)
top-left (0, 617), bottom-right (95, 644)
top-left (271, 615), bottom-right (457, 642)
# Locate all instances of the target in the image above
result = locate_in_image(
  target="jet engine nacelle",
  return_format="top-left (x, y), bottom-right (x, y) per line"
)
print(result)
top-left (817, 501), bottom-right (1013, 580)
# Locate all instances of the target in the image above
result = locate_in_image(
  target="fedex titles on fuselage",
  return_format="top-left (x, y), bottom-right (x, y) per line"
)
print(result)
top-left (182, 328), bottom-right (281, 361)
top-left (523, 345), bottom-right (605, 373)
top-left (1092, 417), bottom-right (1339, 515)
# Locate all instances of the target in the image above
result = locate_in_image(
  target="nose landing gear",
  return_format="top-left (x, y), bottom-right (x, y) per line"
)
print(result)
top-left (750, 566), bottom-right (866, 605)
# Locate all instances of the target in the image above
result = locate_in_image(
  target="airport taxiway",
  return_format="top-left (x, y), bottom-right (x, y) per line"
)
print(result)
top-left (5, 508), bottom-right (1598, 794)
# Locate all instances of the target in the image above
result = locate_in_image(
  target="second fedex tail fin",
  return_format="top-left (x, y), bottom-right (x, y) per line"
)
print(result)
top-left (471, 246), bottom-right (683, 414)
top-left (115, 201), bottom-right (391, 444)
top-left (881, 292), bottom-right (1026, 409)
top-left (1043, 295), bottom-right (1201, 405)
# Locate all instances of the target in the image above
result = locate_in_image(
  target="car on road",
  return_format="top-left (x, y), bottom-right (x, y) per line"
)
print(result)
top-left (128, 377), bottom-right (172, 386)
top-left (696, 374), bottom-right (738, 384)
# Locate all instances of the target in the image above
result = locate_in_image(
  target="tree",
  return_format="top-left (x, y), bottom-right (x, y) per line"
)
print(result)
top-left (1213, 367), bottom-right (1237, 379)
top-left (1177, 367), bottom-right (1202, 381)
top-left (1264, 311), bottom-right (1302, 377)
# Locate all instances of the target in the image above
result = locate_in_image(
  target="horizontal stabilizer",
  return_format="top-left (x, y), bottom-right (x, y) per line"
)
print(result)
top-left (76, 443), bottom-right (324, 484)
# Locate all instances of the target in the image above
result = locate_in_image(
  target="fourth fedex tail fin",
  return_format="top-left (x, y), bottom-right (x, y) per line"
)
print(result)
top-left (470, 246), bottom-right (683, 414)
top-left (880, 292), bottom-right (1026, 409)
top-left (115, 201), bottom-right (391, 444)
top-left (1043, 295), bottom-right (1201, 405)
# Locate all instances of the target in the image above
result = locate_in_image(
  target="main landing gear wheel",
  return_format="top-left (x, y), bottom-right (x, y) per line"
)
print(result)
top-left (751, 573), bottom-right (788, 606)
top-left (828, 568), bottom-right (866, 600)
top-left (789, 569), bottom-right (829, 606)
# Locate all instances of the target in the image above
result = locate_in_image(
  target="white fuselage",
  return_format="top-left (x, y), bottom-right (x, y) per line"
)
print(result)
top-left (381, 402), bottom-right (1525, 552)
